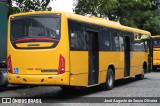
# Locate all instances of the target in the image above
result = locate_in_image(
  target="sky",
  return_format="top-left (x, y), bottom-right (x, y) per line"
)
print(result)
top-left (49, 0), bottom-right (75, 13)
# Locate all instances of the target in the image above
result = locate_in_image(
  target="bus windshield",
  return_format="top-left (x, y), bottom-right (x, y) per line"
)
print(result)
top-left (11, 14), bottom-right (61, 42)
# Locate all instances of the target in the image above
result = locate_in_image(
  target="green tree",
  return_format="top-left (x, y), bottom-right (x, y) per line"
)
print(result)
top-left (74, 0), bottom-right (119, 18)
top-left (74, 0), bottom-right (160, 35)
top-left (8, 0), bottom-right (53, 15)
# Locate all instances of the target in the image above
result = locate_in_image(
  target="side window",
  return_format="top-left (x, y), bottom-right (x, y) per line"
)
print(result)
top-left (153, 39), bottom-right (160, 47)
top-left (133, 33), bottom-right (145, 51)
top-left (112, 29), bottom-right (120, 51)
top-left (122, 32), bottom-right (133, 51)
top-left (69, 21), bottom-right (87, 50)
top-left (153, 40), bottom-right (158, 46)
top-left (99, 28), bottom-right (111, 51)
top-left (144, 40), bottom-right (148, 52)
top-left (119, 32), bottom-right (124, 51)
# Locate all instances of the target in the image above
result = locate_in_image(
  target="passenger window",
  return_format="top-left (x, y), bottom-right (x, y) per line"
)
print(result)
top-left (119, 35), bottom-right (124, 51)
top-left (99, 29), bottom-right (111, 51)
top-left (112, 30), bottom-right (120, 51)
top-left (69, 21), bottom-right (88, 50)
top-left (133, 33), bottom-right (145, 51)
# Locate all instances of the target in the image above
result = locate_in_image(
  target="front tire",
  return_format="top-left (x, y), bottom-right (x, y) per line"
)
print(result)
top-left (101, 68), bottom-right (114, 90)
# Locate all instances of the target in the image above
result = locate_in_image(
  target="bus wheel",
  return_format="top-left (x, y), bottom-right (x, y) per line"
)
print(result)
top-left (0, 71), bottom-right (8, 87)
top-left (101, 68), bottom-right (114, 90)
top-left (60, 86), bottom-right (75, 91)
top-left (135, 66), bottom-right (145, 80)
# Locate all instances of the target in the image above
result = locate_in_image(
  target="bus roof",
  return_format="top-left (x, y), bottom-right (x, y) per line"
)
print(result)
top-left (151, 35), bottom-right (160, 38)
top-left (10, 11), bottom-right (151, 36)
top-left (68, 13), bottom-right (151, 35)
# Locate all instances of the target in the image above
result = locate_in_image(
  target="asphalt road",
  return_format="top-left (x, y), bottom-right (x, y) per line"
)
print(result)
top-left (0, 72), bottom-right (160, 106)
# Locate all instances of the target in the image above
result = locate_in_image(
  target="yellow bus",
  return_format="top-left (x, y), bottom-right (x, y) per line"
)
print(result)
top-left (140, 34), bottom-right (153, 73)
top-left (146, 36), bottom-right (153, 73)
top-left (152, 35), bottom-right (160, 71)
top-left (8, 11), bottom-right (151, 90)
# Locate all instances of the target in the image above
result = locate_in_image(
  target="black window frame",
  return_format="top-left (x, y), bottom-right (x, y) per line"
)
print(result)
top-left (10, 14), bottom-right (61, 49)
top-left (99, 27), bottom-right (112, 51)
top-left (68, 20), bottom-right (89, 51)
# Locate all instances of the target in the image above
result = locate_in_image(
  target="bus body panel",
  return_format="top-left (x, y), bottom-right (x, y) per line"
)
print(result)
top-left (8, 12), bottom-right (71, 85)
top-left (8, 11), bottom-right (150, 88)
top-left (70, 74), bottom-right (88, 86)
top-left (153, 51), bottom-right (160, 66)
top-left (130, 52), bottom-right (146, 76)
top-left (99, 52), bottom-right (124, 81)
top-left (69, 51), bottom-right (88, 86)
top-left (9, 49), bottom-right (62, 75)
top-left (152, 36), bottom-right (160, 68)
top-left (8, 72), bottom-right (70, 85)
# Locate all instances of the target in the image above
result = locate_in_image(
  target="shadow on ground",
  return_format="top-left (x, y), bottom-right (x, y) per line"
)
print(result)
top-left (31, 77), bottom-right (148, 103)
top-left (0, 85), bottom-right (36, 92)
top-left (0, 75), bottom-right (149, 103)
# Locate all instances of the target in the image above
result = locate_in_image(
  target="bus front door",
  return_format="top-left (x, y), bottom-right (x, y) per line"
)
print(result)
top-left (124, 36), bottom-right (130, 77)
top-left (88, 31), bottom-right (99, 86)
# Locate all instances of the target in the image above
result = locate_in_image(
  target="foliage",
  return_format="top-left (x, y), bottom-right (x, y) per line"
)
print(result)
top-left (8, 0), bottom-right (52, 15)
top-left (74, 0), bottom-right (160, 35)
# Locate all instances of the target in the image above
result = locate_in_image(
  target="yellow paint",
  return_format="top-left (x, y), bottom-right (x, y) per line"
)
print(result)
top-left (8, 11), bottom-right (150, 87)
top-left (8, 12), bottom-right (70, 85)
top-left (70, 74), bottom-right (87, 86)
top-left (99, 52), bottom-right (124, 80)
top-left (16, 42), bottom-right (54, 48)
top-left (152, 35), bottom-right (160, 66)
top-left (153, 51), bottom-right (160, 66)
top-left (99, 71), bottom-right (106, 84)
top-left (69, 51), bottom-right (88, 86)
top-left (130, 52), bottom-right (146, 76)
top-left (70, 51), bottom-right (88, 74)
top-left (8, 72), bottom-right (70, 85)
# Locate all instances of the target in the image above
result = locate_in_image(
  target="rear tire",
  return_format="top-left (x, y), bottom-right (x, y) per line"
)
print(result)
top-left (136, 66), bottom-right (145, 80)
top-left (101, 68), bottom-right (114, 90)
top-left (0, 71), bottom-right (8, 87)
